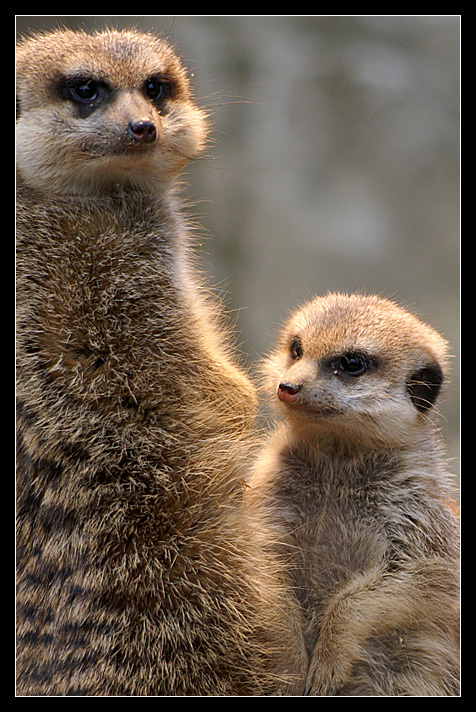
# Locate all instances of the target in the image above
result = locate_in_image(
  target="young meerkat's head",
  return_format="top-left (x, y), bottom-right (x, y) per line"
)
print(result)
top-left (16, 28), bottom-right (208, 194)
top-left (263, 293), bottom-right (450, 450)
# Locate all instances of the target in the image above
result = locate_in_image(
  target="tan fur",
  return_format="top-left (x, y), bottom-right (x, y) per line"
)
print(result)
top-left (16, 28), bottom-right (304, 696)
top-left (246, 293), bottom-right (460, 696)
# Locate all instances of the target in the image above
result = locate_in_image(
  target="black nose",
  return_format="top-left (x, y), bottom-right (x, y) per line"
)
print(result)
top-left (127, 119), bottom-right (157, 144)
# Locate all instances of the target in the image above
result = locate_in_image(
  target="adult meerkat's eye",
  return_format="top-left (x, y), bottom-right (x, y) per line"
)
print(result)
top-left (145, 77), bottom-right (171, 105)
top-left (59, 78), bottom-right (108, 115)
top-left (290, 337), bottom-right (303, 361)
top-left (70, 79), bottom-right (99, 103)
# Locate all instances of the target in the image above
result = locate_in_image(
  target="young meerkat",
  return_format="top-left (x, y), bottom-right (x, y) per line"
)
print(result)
top-left (246, 293), bottom-right (460, 696)
top-left (16, 28), bottom-right (304, 696)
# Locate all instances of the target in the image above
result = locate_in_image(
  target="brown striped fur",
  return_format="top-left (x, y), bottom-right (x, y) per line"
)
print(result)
top-left (16, 28), bottom-right (304, 696)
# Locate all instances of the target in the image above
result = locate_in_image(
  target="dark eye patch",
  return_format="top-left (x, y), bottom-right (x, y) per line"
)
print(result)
top-left (58, 76), bottom-right (110, 117)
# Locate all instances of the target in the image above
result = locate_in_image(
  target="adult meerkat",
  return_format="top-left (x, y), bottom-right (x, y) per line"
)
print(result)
top-left (16, 28), bottom-right (304, 696)
top-left (246, 293), bottom-right (460, 696)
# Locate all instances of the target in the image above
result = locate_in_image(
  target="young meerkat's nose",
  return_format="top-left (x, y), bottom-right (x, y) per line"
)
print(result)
top-left (277, 382), bottom-right (302, 404)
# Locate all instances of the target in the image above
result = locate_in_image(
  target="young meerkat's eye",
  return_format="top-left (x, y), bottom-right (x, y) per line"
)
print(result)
top-left (331, 352), bottom-right (378, 378)
top-left (290, 337), bottom-right (303, 361)
top-left (339, 353), bottom-right (368, 375)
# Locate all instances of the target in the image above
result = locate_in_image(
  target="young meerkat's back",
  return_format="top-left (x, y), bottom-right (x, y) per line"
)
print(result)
top-left (246, 293), bottom-right (460, 696)
top-left (16, 29), bottom-right (305, 696)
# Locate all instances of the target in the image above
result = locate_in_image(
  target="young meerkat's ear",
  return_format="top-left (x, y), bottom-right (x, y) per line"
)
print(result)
top-left (406, 363), bottom-right (444, 413)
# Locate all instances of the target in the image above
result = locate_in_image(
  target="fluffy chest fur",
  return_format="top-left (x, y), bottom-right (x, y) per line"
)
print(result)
top-left (260, 439), bottom-right (457, 636)
top-left (16, 183), bottom-right (267, 696)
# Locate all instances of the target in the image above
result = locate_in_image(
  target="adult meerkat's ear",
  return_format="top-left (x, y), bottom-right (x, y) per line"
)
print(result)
top-left (406, 363), bottom-right (444, 413)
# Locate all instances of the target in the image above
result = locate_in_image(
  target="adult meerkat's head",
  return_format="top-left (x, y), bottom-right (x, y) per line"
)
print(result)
top-left (263, 293), bottom-right (449, 449)
top-left (16, 28), bottom-right (208, 194)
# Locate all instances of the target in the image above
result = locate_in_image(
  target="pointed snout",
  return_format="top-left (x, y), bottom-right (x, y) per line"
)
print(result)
top-left (126, 119), bottom-right (157, 144)
top-left (277, 382), bottom-right (303, 404)
top-left (108, 90), bottom-right (160, 145)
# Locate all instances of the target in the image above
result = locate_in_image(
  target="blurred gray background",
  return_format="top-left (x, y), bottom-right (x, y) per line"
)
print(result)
top-left (16, 15), bottom-right (460, 479)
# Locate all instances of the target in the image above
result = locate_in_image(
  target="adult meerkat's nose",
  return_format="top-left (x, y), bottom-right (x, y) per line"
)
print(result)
top-left (126, 119), bottom-right (157, 143)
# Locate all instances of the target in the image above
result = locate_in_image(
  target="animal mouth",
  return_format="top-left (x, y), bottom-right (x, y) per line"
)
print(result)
top-left (277, 384), bottom-right (340, 418)
top-left (84, 140), bottom-right (155, 160)
top-left (297, 404), bottom-right (340, 419)
top-left (113, 142), bottom-right (155, 154)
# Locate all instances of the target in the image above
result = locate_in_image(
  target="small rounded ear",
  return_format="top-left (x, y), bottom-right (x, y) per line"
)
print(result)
top-left (406, 363), bottom-right (444, 413)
